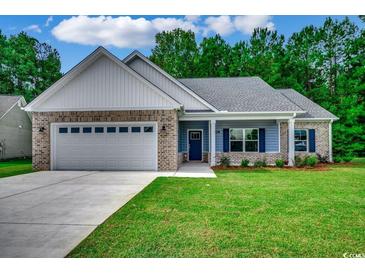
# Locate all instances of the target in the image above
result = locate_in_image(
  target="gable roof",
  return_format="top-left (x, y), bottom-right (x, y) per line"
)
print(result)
top-left (178, 77), bottom-right (304, 113)
top-left (24, 47), bottom-right (181, 112)
top-left (0, 95), bottom-right (26, 120)
top-left (123, 50), bottom-right (218, 112)
top-left (277, 89), bottom-right (338, 120)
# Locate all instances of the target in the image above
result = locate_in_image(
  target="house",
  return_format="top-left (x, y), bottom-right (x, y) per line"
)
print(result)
top-left (24, 47), bottom-right (338, 171)
top-left (0, 95), bottom-right (32, 160)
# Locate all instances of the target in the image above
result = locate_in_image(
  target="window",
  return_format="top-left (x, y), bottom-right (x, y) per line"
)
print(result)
top-left (83, 127), bottom-right (92, 133)
top-left (229, 128), bottom-right (259, 152)
top-left (190, 132), bottom-right (201, 140)
top-left (95, 127), bottom-right (104, 133)
top-left (59, 127), bottom-right (68, 134)
top-left (295, 129), bottom-right (308, 151)
top-left (107, 127), bottom-right (116, 133)
top-left (144, 126), bottom-right (153, 133)
top-left (132, 127), bottom-right (141, 133)
top-left (245, 129), bottom-right (258, 152)
top-left (71, 127), bottom-right (80, 133)
top-left (119, 127), bottom-right (128, 133)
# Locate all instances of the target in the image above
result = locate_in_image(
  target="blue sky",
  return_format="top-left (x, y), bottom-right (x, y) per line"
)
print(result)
top-left (0, 15), bottom-right (363, 72)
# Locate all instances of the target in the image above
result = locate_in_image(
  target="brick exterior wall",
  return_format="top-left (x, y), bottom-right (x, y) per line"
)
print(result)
top-left (32, 110), bottom-right (178, 171)
top-left (294, 121), bottom-right (330, 160)
top-left (215, 121), bottom-right (330, 166)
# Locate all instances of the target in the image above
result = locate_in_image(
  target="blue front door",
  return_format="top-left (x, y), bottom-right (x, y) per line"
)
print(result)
top-left (189, 131), bottom-right (202, 161)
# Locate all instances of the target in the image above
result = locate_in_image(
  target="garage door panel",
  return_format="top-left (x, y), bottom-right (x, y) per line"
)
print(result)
top-left (52, 123), bottom-right (157, 171)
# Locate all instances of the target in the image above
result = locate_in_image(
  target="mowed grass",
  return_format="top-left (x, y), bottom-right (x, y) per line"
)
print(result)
top-left (0, 158), bottom-right (33, 178)
top-left (69, 160), bottom-right (365, 258)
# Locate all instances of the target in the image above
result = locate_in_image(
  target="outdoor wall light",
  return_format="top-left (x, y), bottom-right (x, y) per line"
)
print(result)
top-left (39, 126), bottom-right (45, 132)
top-left (161, 125), bottom-right (166, 132)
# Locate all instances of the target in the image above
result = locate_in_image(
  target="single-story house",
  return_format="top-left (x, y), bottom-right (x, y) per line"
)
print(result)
top-left (24, 47), bottom-right (338, 171)
top-left (0, 95), bottom-right (32, 160)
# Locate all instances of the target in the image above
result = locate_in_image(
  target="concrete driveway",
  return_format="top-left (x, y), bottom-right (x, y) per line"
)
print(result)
top-left (0, 171), bottom-right (163, 258)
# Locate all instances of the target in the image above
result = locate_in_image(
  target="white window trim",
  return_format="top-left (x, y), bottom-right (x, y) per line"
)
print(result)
top-left (294, 128), bottom-right (309, 152)
top-left (229, 128), bottom-right (260, 153)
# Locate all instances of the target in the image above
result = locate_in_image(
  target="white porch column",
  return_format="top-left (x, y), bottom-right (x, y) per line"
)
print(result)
top-left (210, 119), bottom-right (216, 166)
top-left (288, 118), bottom-right (295, 166)
top-left (329, 120), bottom-right (333, 162)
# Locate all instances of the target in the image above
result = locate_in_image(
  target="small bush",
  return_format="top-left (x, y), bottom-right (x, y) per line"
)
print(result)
top-left (254, 160), bottom-right (266, 168)
top-left (275, 159), bottom-right (285, 168)
top-left (316, 153), bottom-right (329, 164)
top-left (219, 156), bottom-right (231, 167)
top-left (342, 155), bottom-right (354, 163)
top-left (305, 155), bottom-right (318, 167)
top-left (333, 156), bottom-right (342, 163)
top-left (294, 155), bottom-right (305, 167)
top-left (241, 159), bottom-right (250, 167)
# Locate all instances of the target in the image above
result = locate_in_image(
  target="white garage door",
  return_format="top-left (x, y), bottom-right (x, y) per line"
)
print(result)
top-left (51, 123), bottom-right (157, 171)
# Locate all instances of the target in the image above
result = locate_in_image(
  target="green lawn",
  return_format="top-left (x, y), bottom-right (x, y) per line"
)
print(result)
top-left (0, 159), bottom-right (33, 178)
top-left (69, 160), bottom-right (365, 258)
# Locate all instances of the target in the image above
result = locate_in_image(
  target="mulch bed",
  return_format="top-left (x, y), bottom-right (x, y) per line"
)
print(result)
top-left (212, 163), bottom-right (338, 171)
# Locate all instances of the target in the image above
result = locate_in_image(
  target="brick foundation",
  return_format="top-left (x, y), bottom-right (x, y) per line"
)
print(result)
top-left (32, 110), bottom-right (178, 171)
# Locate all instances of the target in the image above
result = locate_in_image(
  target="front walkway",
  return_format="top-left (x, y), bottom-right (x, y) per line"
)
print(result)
top-left (174, 162), bottom-right (216, 178)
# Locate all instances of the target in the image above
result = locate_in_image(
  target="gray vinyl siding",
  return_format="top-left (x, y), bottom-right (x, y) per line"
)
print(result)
top-left (178, 121), bottom-right (209, 152)
top-left (37, 56), bottom-right (176, 111)
top-left (128, 57), bottom-right (210, 110)
top-left (216, 120), bottom-right (279, 152)
top-left (0, 105), bottom-right (31, 159)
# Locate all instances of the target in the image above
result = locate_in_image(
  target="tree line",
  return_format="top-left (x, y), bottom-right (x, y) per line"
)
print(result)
top-left (150, 17), bottom-right (365, 158)
top-left (0, 31), bottom-right (62, 102)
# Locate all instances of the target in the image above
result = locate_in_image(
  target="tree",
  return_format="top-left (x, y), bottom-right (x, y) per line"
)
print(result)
top-left (247, 28), bottom-right (285, 87)
top-left (196, 34), bottom-right (231, 77)
top-left (150, 29), bottom-right (198, 78)
top-left (228, 41), bottom-right (250, 77)
top-left (0, 31), bottom-right (61, 102)
top-left (283, 25), bottom-right (323, 98)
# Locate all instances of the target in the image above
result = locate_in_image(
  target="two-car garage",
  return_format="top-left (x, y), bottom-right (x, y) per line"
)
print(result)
top-left (51, 122), bottom-right (158, 171)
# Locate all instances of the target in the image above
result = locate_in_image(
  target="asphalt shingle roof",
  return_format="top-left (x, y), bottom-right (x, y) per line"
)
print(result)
top-left (277, 89), bottom-right (338, 119)
top-left (178, 77), bottom-right (303, 113)
top-left (0, 95), bottom-right (21, 118)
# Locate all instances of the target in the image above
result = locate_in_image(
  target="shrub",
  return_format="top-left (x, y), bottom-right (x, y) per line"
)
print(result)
top-left (305, 155), bottom-right (318, 167)
top-left (316, 153), bottom-right (329, 164)
top-left (219, 156), bottom-right (231, 167)
top-left (333, 156), bottom-right (342, 163)
top-left (254, 160), bottom-right (266, 168)
top-left (275, 159), bottom-right (285, 168)
top-left (241, 159), bottom-right (250, 167)
top-left (342, 155), bottom-right (354, 163)
top-left (294, 155), bottom-right (305, 167)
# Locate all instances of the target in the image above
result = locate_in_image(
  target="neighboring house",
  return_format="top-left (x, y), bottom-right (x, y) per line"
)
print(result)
top-left (24, 47), bottom-right (338, 171)
top-left (0, 95), bottom-right (32, 160)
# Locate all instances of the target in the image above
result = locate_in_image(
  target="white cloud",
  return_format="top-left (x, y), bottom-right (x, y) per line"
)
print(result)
top-left (52, 15), bottom-right (200, 48)
top-left (51, 15), bottom-right (276, 48)
top-left (151, 17), bottom-right (199, 33)
top-left (203, 16), bottom-right (234, 36)
top-left (233, 16), bottom-right (275, 34)
top-left (23, 24), bottom-right (41, 33)
top-left (184, 15), bottom-right (201, 23)
top-left (45, 16), bottom-right (53, 27)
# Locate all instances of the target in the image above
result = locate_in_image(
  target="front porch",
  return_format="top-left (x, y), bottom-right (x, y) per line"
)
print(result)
top-left (178, 117), bottom-right (329, 167)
